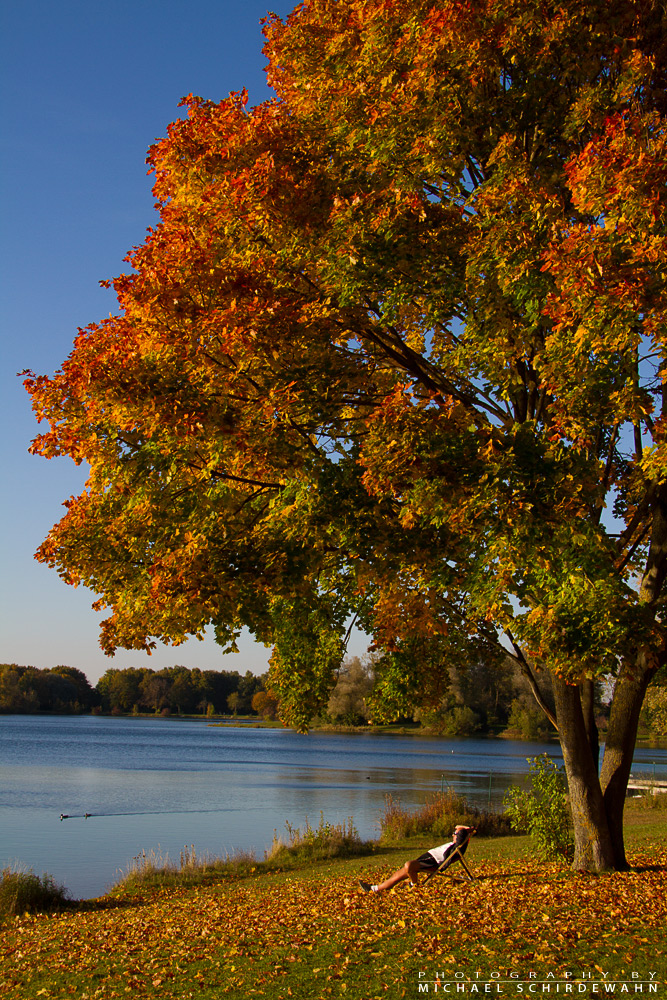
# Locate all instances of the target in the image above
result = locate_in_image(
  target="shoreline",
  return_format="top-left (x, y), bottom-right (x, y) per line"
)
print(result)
top-left (3, 711), bottom-right (667, 748)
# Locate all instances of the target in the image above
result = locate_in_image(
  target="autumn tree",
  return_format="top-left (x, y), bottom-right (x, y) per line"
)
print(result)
top-left (251, 687), bottom-right (280, 720)
top-left (25, 0), bottom-right (667, 870)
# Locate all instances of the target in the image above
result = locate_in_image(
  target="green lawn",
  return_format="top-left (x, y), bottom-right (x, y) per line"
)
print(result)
top-left (2, 811), bottom-right (665, 1000)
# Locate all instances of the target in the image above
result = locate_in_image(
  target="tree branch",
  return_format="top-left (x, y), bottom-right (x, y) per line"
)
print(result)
top-left (504, 629), bottom-right (558, 729)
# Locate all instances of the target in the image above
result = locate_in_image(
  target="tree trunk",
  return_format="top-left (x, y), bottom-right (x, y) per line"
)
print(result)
top-left (552, 676), bottom-right (616, 871)
top-left (579, 678), bottom-right (599, 772)
top-left (599, 652), bottom-right (657, 869)
top-left (599, 482), bottom-right (667, 866)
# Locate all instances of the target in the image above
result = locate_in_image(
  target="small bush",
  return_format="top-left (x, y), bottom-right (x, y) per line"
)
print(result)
top-left (504, 754), bottom-right (573, 861)
top-left (378, 789), bottom-right (512, 843)
top-left (0, 865), bottom-right (70, 919)
top-left (266, 813), bottom-right (369, 864)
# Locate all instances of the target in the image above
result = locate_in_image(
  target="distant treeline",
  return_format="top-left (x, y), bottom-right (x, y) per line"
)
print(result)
top-left (0, 664), bottom-right (98, 715)
top-left (0, 658), bottom-right (593, 735)
top-left (2, 658), bottom-right (663, 738)
top-left (0, 663), bottom-right (276, 718)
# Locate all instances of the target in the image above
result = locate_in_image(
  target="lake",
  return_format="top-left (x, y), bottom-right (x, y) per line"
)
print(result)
top-left (1, 714), bottom-right (665, 899)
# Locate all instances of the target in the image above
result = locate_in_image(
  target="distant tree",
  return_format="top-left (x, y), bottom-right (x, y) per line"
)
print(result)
top-left (50, 665), bottom-right (98, 710)
top-left (189, 668), bottom-right (213, 714)
top-left (497, 657), bottom-right (556, 740)
top-left (327, 657), bottom-right (374, 725)
top-left (235, 671), bottom-right (264, 714)
top-left (0, 665), bottom-right (37, 713)
top-left (96, 668), bottom-right (146, 713)
top-left (0, 664), bottom-right (100, 713)
top-left (505, 698), bottom-right (553, 741)
top-left (410, 654), bottom-right (520, 734)
top-left (448, 658), bottom-right (518, 731)
top-left (642, 688), bottom-right (667, 738)
top-left (22, 668), bottom-right (78, 712)
top-left (251, 688), bottom-right (280, 720)
top-left (202, 670), bottom-right (241, 714)
top-left (168, 667), bottom-right (198, 715)
top-left (98, 664), bottom-right (256, 715)
top-left (139, 670), bottom-right (171, 713)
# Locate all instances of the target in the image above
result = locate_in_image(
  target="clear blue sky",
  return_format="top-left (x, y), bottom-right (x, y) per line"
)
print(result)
top-left (0, 0), bottom-right (313, 683)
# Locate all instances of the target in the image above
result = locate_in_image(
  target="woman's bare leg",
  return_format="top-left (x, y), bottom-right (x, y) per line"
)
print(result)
top-left (375, 859), bottom-right (423, 892)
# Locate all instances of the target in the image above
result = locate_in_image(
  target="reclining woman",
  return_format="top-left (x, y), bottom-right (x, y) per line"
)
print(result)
top-left (359, 824), bottom-right (475, 893)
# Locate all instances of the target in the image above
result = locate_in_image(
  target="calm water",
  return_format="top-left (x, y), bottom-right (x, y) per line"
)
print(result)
top-left (1, 715), bottom-right (665, 899)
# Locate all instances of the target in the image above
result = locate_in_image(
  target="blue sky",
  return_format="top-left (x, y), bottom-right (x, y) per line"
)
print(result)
top-left (0, 0), bottom-right (311, 683)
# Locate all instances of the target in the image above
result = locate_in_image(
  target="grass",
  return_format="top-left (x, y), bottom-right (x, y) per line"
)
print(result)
top-left (110, 815), bottom-right (373, 897)
top-left (379, 789), bottom-right (514, 841)
top-left (0, 864), bottom-right (70, 920)
top-left (1, 802), bottom-right (665, 999)
top-left (1, 821), bottom-right (665, 1000)
top-left (266, 813), bottom-right (372, 865)
top-left (111, 797), bottom-right (507, 897)
top-left (111, 844), bottom-right (261, 894)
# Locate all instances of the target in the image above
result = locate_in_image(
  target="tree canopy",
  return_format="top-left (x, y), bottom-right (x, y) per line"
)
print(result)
top-left (25, 0), bottom-right (667, 869)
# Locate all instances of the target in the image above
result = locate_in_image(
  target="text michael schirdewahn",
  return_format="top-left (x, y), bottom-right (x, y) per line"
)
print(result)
top-left (416, 970), bottom-right (661, 994)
